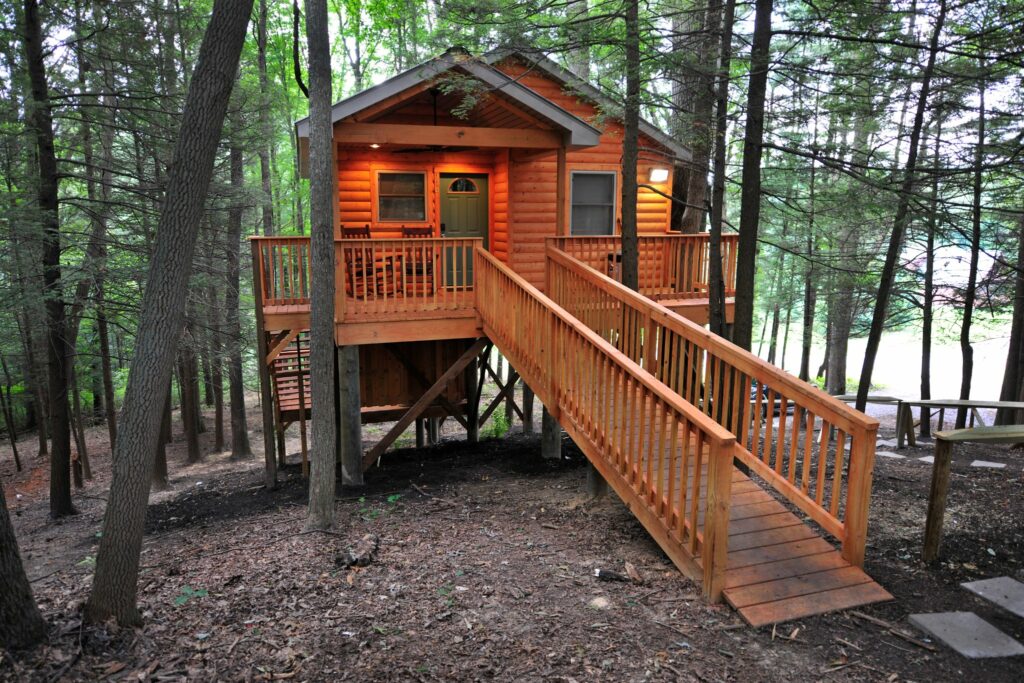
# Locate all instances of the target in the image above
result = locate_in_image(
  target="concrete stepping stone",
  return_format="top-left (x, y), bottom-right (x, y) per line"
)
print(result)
top-left (876, 451), bottom-right (904, 459)
top-left (908, 612), bottom-right (1024, 658)
top-left (971, 460), bottom-right (1006, 469)
top-left (919, 455), bottom-right (934, 464)
top-left (962, 577), bottom-right (1024, 619)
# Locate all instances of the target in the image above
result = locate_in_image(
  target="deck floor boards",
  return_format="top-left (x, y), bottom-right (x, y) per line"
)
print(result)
top-left (625, 419), bottom-right (891, 626)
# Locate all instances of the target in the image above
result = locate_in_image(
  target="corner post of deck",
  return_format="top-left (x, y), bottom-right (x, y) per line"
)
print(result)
top-left (251, 238), bottom-right (277, 490)
top-left (841, 423), bottom-right (878, 567)
top-left (337, 344), bottom-right (364, 486)
top-left (702, 435), bottom-right (734, 602)
top-left (541, 405), bottom-right (561, 460)
top-left (464, 347), bottom-right (480, 444)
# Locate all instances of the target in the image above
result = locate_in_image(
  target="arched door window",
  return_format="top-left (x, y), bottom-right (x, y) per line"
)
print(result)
top-left (447, 177), bottom-right (479, 194)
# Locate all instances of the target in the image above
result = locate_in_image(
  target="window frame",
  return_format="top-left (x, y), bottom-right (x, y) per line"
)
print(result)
top-left (569, 170), bottom-right (617, 236)
top-left (376, 170), bottom-right (428, 223)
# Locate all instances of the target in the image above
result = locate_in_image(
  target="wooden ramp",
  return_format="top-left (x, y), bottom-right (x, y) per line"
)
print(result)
top-left (718, 467), bottom-right (892, 626)
top-left (475, 247), bottom-right (892, 627)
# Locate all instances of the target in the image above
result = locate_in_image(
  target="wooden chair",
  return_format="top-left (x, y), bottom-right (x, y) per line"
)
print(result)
top-left (401, 225), bottom-right (436, 297)
top-left (340, 224), bottom-right (376, 298)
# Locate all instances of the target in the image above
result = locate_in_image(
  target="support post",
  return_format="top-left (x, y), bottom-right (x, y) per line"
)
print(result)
top-left (522, 384), bottom-right (535, 434)
top-left (922, 437), bottom-right (952, 563)
top-left (415, 418), bottom-right (425, 448)
top-left (428, 417), bottom-right (440, 444)
top-left (841, 427), bottom-right (877, 567)
top-left (251, 240), bottom-right (277, 489)
top-left (464, 352), bottom-right (479, 443)
top-left (541, 405), bottom-right (561, 460)
top-left (337, 345), bottom-right (363, 486)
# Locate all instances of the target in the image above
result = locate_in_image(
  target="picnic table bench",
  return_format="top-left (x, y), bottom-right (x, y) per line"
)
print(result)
top-left (922, 425), bottom-right (1024, 562)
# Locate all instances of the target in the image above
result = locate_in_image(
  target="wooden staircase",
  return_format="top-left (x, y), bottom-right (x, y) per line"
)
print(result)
top-left (475, 246), bottom-right (892, 626)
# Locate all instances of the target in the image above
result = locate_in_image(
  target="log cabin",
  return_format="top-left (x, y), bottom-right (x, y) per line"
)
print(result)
top-left (251, 48), bottom-right (890, 625)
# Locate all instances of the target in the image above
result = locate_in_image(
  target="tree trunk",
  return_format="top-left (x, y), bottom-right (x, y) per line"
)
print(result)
top-left (956, 72), bottom-right (984, 429)
top-left (305, 0), bottom-right (339, 530)
top-left (679, 1), bottom-right (715, 234)
top-left (152, 386), bottom-right (170, 492)
top-left (731, 0), bottom-right (773, 351)
top-left (856, 0), bottom-right (947, 411)
top-left (84, 0), bottom-right (253, 627)
top-left (707, 0), bottom-right (736, 336)
top-left (257, 0), bottom-right (275, 235)
top-left (226, 121), bottom-right (252, 459)
top-left (921, 115), bottom-right (942, 435)
top-left (0, 484), bottom-right (46, 650)
top-left (179, 346), bottom-right (202, 464)
top-left (619, 0), bottom-right (641, 292)
top-left (0, 356), bottom-right (22, 472)
top-left (23, 0), bottom-right (75, 518)
top-left (996, 213), bottom-right (1024, 426)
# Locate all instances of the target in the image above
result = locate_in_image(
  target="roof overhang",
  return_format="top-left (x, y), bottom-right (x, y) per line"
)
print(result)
top-left (483, 48), bottom-right (692, 164)
top-left (295, 49), bottom-right (602, 175)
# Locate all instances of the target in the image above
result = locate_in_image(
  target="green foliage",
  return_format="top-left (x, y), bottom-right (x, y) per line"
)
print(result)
top-left (484, 411), bottom-right (509, 439)
top-left (174, 586), bottom-right (209, 606)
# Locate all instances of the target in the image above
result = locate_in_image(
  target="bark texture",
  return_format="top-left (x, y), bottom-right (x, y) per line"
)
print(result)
top-left (84, 0), bottom-right (253, 626)
top-left (23, 0), bottom-right (75, 518)
top-left (304, 0), bottom-right (338, 529)
top-left (0, 484), bottom-right (46, 649)
top-left (731, 0), bottom-right (773, 351)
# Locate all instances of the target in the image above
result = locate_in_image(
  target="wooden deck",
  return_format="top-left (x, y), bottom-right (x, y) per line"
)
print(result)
top-left (717, 467), bottom-right (891, 626)
top-left (252, 236), bottom-right (889, 626)
top-left (476, 246), bottom-right (889, 626)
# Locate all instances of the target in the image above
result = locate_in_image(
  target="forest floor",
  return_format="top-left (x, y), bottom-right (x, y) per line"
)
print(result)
top-left (2, 399), bottom-right (1024, 682)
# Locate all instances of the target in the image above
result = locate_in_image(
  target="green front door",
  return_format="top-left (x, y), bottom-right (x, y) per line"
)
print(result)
top-left (440, 173), bottom-right (488, 286)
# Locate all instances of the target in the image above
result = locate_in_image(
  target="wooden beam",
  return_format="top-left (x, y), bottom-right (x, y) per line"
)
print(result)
top-left (334, 122), bottom-right (563, 149)
top-left (336, 316), bottom-right (481, 345)
top-left (266, 329), bottom-right (302, 366)
top-left (363, 339), bottom-right (488, 468)
top-left (337, 345), bottom-right (364, 485)
top-left (922, 438), bottom-right (953, 563)
top-left (555, 145), bottom-right (567, 236)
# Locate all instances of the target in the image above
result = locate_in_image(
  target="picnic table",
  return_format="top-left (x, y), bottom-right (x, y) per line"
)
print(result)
top-left (922, 425), bottom-right (1024, 562)
top-left (894, 399), bottom-right (1024, 448)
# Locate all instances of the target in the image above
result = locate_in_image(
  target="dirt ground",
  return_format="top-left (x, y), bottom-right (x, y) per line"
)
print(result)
top-left (2, 397), bottom-right (1023, 682)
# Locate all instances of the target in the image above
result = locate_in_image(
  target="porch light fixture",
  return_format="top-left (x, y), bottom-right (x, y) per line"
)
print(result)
top-left (370, 143), bottom-right (381, 149)
top-left (648, 167), bottom-right (669, 183)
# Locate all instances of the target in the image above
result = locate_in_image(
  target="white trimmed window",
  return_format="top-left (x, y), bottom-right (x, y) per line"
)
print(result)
top-left (378, 172), bottom-right (426, 221)
top-left (570, 172), bottom-right (616, 235)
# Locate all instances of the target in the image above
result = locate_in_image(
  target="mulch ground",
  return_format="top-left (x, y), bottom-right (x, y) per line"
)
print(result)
top-left (2, 402), bottom-right (1024, 682)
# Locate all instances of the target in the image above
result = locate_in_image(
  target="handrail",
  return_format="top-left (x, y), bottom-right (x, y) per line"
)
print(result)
top-left (548, 233), bottom-right (739, 300)
top-left (250, 236), bottom-right (482, 323)
top-left (475, 247), bottom-right (736, 599)
top-left (546, 245), bottom-right (879, 566)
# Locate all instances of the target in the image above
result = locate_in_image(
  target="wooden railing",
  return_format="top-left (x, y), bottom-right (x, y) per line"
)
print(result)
top-left (546, 245), bottom-right (879, 566)
top-left (548, 233), bottom-right (739, 301)
top-left (475, 247), bottom-right (737, 600)
top-left (251, 236), bottom-right (481, 323)
top-left (253, 237), bottom-right (311, 306)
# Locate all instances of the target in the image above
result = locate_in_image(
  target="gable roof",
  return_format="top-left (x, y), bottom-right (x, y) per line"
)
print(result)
top-left (483, 48), bottom-right (691, 163)
top-left (295, 48), bottom-right (602, 149)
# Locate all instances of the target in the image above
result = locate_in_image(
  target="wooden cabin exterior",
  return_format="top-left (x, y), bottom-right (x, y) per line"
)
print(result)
top-left (254, 47), bottom-right (739, 462)
top-left (252, 49), bottom-right (889, 624)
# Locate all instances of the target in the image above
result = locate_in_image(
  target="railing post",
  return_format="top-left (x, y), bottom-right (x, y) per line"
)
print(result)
top-left (702, 436), bottom-right (734, 602)
top-left (841, 425), bottom-right (877, 567)
top-left (333, 241), bottom-right (345, 324)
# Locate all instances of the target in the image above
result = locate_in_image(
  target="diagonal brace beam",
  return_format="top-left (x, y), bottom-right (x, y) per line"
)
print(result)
top-left (363, 339), bottom-right (488, 469)
top-left (384, 345), bottom-right (469, 430)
